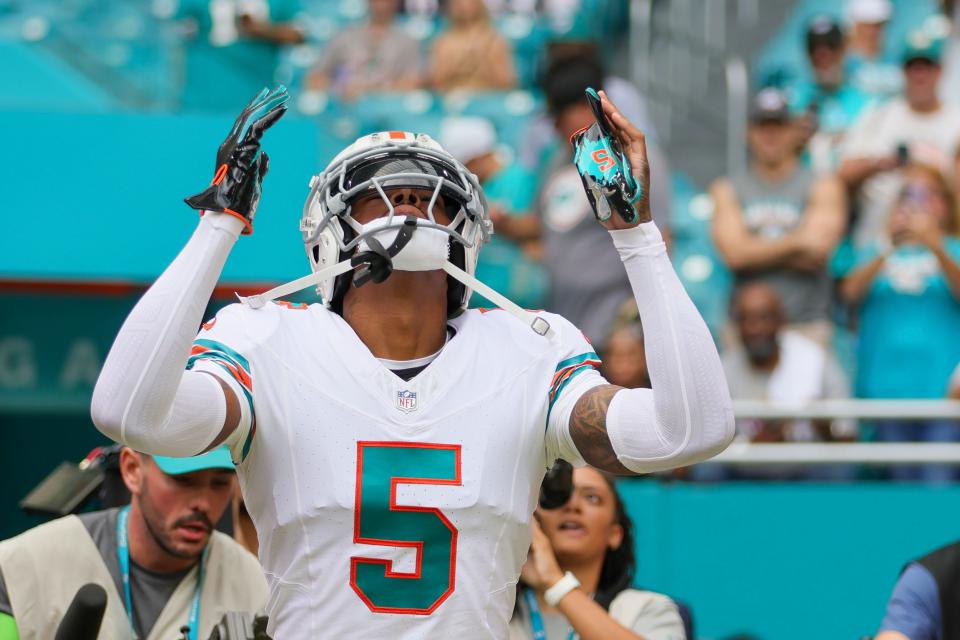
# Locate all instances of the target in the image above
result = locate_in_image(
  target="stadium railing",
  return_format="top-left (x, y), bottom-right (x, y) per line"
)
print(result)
top-left (716, 399), bottom-right (960, 465)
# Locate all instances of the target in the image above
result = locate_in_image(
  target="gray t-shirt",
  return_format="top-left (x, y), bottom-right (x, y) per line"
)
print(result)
top-left (729, 166), bottom-right (830, 324)
top-left (314, 23), bottom-right (421, 94)
top-left (0, 508), bottom-right (193, 639)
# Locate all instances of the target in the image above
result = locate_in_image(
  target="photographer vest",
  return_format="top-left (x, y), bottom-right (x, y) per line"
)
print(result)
top-left (0, 513), bottom-right (267, 639)
top-left (914, 541), bottom-right (960, 640)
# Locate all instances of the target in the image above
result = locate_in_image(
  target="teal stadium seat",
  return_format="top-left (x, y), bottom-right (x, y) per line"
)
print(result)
top-left (669, 172), bottom-right (732, 337)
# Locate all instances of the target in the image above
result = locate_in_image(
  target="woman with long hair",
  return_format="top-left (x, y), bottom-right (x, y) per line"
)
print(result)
top-left (510, 467), bottom-right (686, 639)
top-left (841, 161), bottom-right (960, 481)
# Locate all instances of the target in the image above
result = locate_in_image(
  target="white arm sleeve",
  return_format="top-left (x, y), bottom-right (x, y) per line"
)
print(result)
top-left (602, 222), bottom-right (735, 473)
top-left (90, 213), bottom-right (246, 456)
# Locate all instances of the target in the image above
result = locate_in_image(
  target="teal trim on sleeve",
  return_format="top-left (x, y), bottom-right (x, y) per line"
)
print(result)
top-left (554, 351), bottom-right (601, 373)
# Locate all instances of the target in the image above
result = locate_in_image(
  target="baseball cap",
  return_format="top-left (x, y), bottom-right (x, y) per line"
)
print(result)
top-left (439, 116), bottom-right (497, 165)
top-left (806, 15), bottom-right (843, 51)
top-left (749, 88), bottom-right (790, 123)
top-left (902, 30), bottom-right (943, 65)
top-left (847, 0), bottom-right (891, 24)
top-left (153, 445), bottom-right (234, 475)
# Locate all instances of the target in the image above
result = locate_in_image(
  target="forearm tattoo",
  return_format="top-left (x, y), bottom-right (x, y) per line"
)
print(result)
top-left (569, 384), bottom-right (634, 474)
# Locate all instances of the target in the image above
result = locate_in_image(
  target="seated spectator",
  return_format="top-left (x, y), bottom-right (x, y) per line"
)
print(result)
top-left (789, 15), bottom-right (875, 173)
top-left (840, 162), bottom-right (960, 482)
top-left (720, 282), bottom-right (856, 480)
top-left (439, 116), bottom-right (548, 309)
top-left (510, 466), bottom-right (687, 640)
top-left (306, 0), bottom-right (422, 99)
top-left (0, 447), bottom-right (267, 638)
top-left (876, 539), bottom-right (960, 640)
top-left (845, 0), bottom-right (902, 98)
top-left (428, 0), bottom-right (516, 92)
top-left (838, 29), bottom-right (960, 250)
top-left (534, 59), bottom-right (669, 349)
top-left (602, 300), bottom-right (650, 389)
top-left (711, 88), bottom-right (846, 345)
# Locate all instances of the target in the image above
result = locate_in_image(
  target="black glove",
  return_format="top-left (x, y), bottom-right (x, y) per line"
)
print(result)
top-left (185, 86), bottom-right (289, 235)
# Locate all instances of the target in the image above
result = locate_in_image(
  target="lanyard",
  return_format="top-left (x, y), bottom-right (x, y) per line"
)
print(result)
top-left (117, 506), bottom-right (207, 640)
top-left (523, 589), bottom-right (576, 640)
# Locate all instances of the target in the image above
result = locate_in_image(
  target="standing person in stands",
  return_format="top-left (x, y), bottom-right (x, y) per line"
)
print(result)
top-left (511, 467), bottom-right (687, 640)
top-left (845, 0), bottom-right (902, 98)
top-left (838, 29), bottom-right (960, 250)
top-left (0, 447), bottom-right (266, 639)
top-left (428, 0), bottom-right (516, 92)
top-left (535, 59), bottom-right (672, 350)
top-left (840, 162), bottom-right (960, 482)
top-left (789, 15), bottom-right (875, 173)
top-left (711, 87), bottom-right (846, 346)
top-left (306, 0), bottom-right (422, 99)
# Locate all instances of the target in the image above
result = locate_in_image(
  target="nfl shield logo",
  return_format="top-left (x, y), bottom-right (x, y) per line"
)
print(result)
top-left (396, 390), bottom-right (418, 413)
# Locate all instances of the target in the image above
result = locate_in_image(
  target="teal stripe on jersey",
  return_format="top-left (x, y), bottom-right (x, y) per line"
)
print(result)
top-left (554, 351), bottom-right (601, 373)
top-left (193, 338), bottom-right (251, 372)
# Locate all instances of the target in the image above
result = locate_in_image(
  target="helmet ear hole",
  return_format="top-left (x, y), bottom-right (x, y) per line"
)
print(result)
top-left (313, 244), bottom-right (321, 263)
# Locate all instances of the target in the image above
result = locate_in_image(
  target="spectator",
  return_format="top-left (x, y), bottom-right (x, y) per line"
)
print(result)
top-left (838, 29), bottom-right (960, 250)
top-left (711, 88), bottom-right (846, 345)
top-left (177, 0), bottom-right (306, 110)
top-left (439, 116), bottom-right (548, 309)
top-left (534, 59), bottom-right (669, 349)
top-left (306, 0), bottom-right (421, 99)
top-left (718, 282), bottom-right (856, 480)
top-left (789, 15), bottom-right (875, 173)
top-left (840, 162), bottom-right (960, 481)
top-left (876, 539), bottom-right (960, 640)
top-left (511, 466), bottom-right (687, 640)
top-left (602, 300), bottom-right (650, 389)
top-left (845, 0), bottom-right (902, 98)
top-left (0, 447), bottom-right (267, 638)
top-left (519, 41), bottom-right (668, 209)
top-left (951, 360), bottom-right (960, 399)
top-left (428, 0), bottom-right (516, 92)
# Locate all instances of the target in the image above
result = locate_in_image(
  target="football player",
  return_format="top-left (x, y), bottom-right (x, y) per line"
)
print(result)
top-left (92, 86), bottom-right (733, 638)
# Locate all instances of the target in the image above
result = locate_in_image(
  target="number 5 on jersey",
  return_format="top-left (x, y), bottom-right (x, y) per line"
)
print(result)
top-left (351, 442), bottom-right (462, 614)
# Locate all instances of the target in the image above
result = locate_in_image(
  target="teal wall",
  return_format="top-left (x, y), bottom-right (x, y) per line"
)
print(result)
top-left (0, 110), bottom-right (329, 284)
top-left (621, 481), bottom-right (960, 640)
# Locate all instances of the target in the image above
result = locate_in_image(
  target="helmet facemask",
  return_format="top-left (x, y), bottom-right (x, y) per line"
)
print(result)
top-left (241, 132), bottom-right (552, 338)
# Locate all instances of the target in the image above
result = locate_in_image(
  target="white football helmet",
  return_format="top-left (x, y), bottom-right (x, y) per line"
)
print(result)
top-left (239, 130), bottom-right (553, 337)
top-left (299, 130), bottom-right (491, 315)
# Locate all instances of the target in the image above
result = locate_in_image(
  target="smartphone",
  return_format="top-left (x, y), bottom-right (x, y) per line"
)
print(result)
top-left (896, 143), bottom-right (909, 166)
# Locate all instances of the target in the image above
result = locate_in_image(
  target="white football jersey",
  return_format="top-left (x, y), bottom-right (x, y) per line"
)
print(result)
top-left (187, 302), bottom-right (604, 639)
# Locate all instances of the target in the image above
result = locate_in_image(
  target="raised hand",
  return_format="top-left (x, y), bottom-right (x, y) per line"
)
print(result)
top-left (595, 90), bottom-right (651, 229)
top-left (185, 86), bottom-right (289, 234)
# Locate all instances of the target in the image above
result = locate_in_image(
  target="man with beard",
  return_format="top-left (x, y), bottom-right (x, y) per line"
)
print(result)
top-left (712, 282), bottom-right (856, 480)
top-left (0, 447), bottom-right (266, 639)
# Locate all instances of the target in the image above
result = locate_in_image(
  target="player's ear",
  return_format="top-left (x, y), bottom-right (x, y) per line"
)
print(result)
top-left (119, 447), bottom-right (146, 496)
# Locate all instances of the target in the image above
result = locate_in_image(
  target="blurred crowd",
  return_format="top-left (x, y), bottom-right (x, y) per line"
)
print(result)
top-left (113, 0), bottom-right (960, 482)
